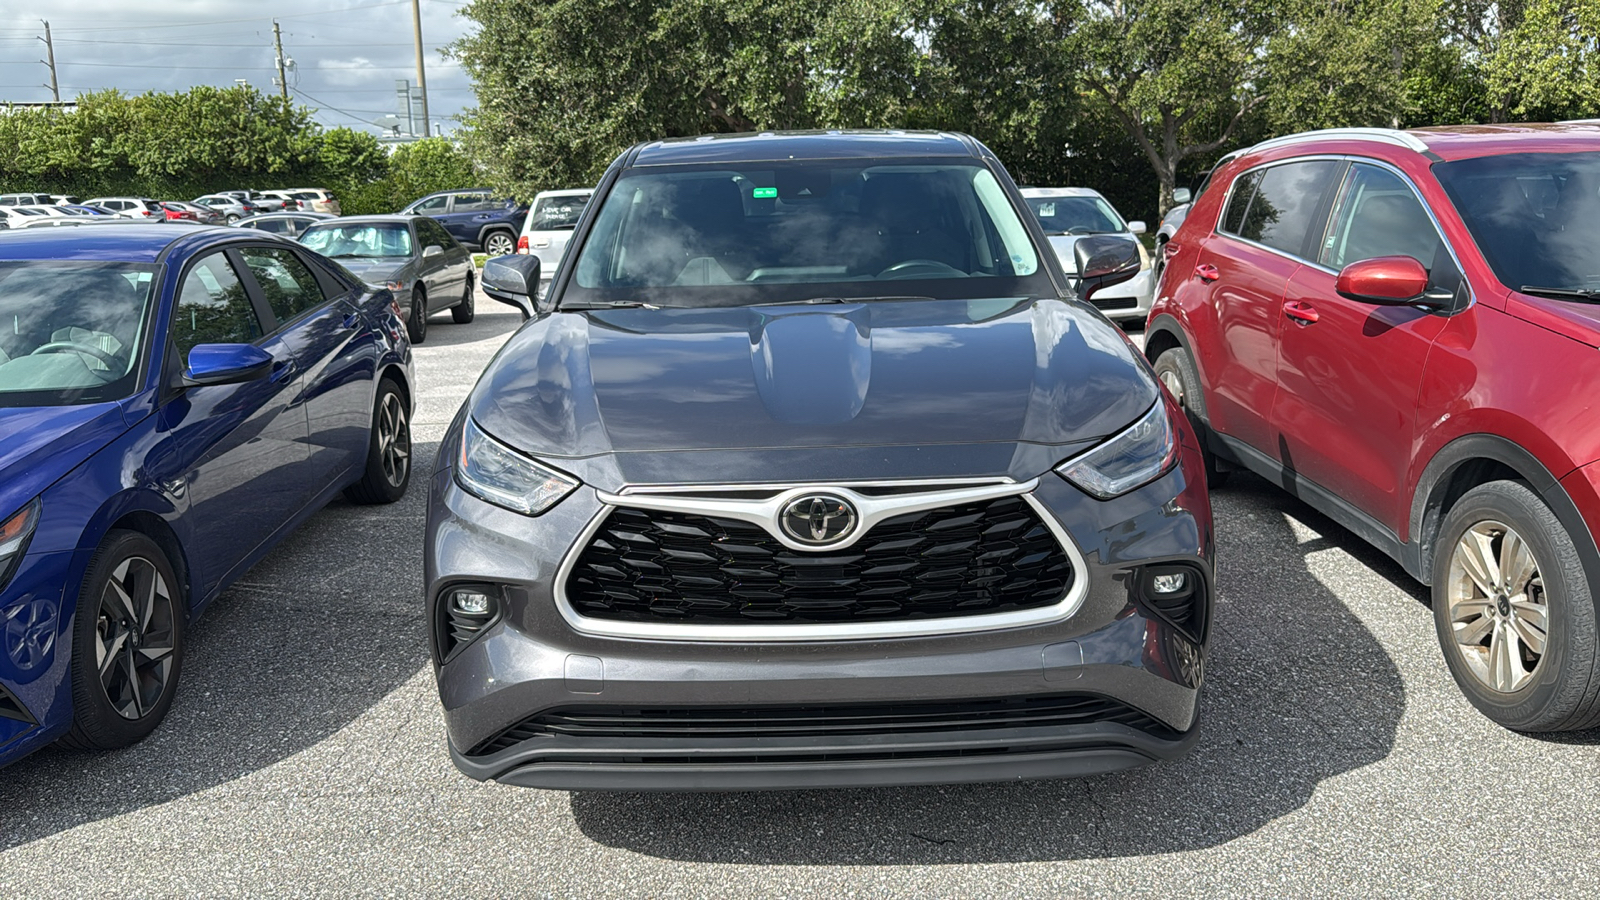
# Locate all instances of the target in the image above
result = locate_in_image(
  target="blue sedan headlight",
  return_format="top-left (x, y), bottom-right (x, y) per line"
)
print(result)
top-left (1055, 401), bottom-right (1178, 499)
top-left (456, 418), bottom-right (579, 515)
top-left (0, 499), bottom-right (41, 592)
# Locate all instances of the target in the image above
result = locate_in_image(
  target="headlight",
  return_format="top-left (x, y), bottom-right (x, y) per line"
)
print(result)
top-left (1055, 401), bottom-right (1178, 499)
top-left (456, 418), bottom-right (578, 515)
top-left (386, 280), bottom-right (405, 292)
top-left (0, 499), bottom-right (41, 591)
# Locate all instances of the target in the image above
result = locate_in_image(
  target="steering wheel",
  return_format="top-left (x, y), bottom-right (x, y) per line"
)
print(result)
top-left (876, 259), bottom-right (966, 280)
top-left (31, 341), bottom-right (121, 368)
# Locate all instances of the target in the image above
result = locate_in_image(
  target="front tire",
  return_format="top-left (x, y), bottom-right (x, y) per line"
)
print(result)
top-left (1152, 346), bottom-right (1229, 488)
top-left (226, 214), bottom-right (240, 225)
top-left (1432, 480), bottom-right (1600, 731)
top-left (60, 531), bottom-right (184, 751)
top-left (344, 378), bottom-right (412, 504)
top-left (406, 287), bottom-right (429, 344)
top-left (452, 273), bottom-right (475, 324)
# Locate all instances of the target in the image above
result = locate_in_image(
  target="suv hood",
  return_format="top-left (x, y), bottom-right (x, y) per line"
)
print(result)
top-left (0, 402), bottom-right (129, 521)
top-left (468, 297), bottom-right (1157, 485)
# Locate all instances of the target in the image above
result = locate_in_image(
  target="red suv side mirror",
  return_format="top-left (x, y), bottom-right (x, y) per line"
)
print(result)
top-left (1335, 255), bottom-right (1429, 305)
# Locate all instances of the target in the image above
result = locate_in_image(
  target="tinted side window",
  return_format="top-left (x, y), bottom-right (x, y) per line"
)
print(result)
top-left (412, 195), bottom-right (448, 214)
top-left (452, 192), bottom-right (494, 212)
top-left (1221, 170), bottom-right (1263, 235)
top-left (1234, 161), bottom-right (1341, 255)
top-left (251, 219), bottom-right (290, 234)
top-left (174, 254), bottom-right (264, 356)
top-left (417, 218), bottom-right (455, 249)
top-left (240, 247), bottom-right (328, 322)
top-left (1320, 164), bottom-right (1443, 271)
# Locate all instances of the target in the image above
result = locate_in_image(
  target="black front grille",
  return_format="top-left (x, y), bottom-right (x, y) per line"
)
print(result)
top-left (473, 694), bottom-right (1175, 756)
top-left (1090, 295), bottom-right (1138, 311)
top-left (565, 495), bottom-right (1072, 624)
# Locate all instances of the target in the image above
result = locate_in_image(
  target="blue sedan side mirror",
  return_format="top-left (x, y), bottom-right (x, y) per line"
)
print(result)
top-left (182, 343), bottom-right (274, 387)
top-left (481, 255), bottom-right (541, 320)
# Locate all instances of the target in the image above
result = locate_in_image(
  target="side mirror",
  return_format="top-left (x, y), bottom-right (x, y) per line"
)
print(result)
top-left (1126, 220), bottom-right (1147, 235)
top-left (181, 343), bottom-right (273, 387)
top-left (1172, 187), bottom-right (1193, 205)
top-left (422, 244), bottom-right (444, 259)
top-left (481, 254), bottom-right (542, 320)
top-left (1335, 255), bottom-right (1429, 305)
top-left (1072, 235), bottom-right (1143, 302)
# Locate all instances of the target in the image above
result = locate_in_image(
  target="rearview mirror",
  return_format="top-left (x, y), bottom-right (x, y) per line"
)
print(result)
top-left (1172, 188), bottom-right (1192, 205)
top-left (1335, 256), bottom-right (1429, 305)
top-left (422, 244), bottom-right (444, 259)
top-left (481, 254), bottom-right (542, 320)
top-left (1072, 235), bottom-right (1143, 303)
top-left (181, 343), bottom-right (273, 387)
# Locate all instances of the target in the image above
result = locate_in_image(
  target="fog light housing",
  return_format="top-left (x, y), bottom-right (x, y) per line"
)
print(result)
top-left (1134, 564), bottom-right (1207, 640)
top-left (436, 583), bottom-right (503, 664)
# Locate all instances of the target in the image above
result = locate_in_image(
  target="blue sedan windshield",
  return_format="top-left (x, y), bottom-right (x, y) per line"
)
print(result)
top-left (0, 261), bottom-right (157, 407)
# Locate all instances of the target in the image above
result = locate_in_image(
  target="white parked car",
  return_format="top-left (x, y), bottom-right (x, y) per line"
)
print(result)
top-left (515, 188), bottom-right (592, 297)
top-left (84, 197), bottom-right (165, 220)
top-left (1019, 187), bottom-right (1153, 323)
top-left (281, 187), bottom-right (342, 216)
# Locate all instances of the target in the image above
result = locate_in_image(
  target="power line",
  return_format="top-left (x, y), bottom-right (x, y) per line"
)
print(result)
top-left (0, 2), bottom-right (416, 34)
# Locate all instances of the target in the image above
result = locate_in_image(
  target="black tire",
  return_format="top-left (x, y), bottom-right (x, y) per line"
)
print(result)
top-left (225, 214), bottom-right (240, 225)
top-left (59, 530), bottom-right (184, 751)
top-left (1431, 480), bottom-right (1600, 731)
top-left (452, 273), bottom-right (475, 324)
top-left (406, 287), bottom-right (429, 345)
top-left (1151, 346), bottom-right (1229, 488)
top-left (344, 378), bottom-right (412, 504)
top-left (481, 229), bottom-right (515, 257)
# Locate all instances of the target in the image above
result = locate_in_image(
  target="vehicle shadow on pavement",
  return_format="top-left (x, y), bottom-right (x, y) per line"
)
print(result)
top-left (569, 473), bottom-right (1409, 864)
top-left (0, 442), bottom-right (441, 852)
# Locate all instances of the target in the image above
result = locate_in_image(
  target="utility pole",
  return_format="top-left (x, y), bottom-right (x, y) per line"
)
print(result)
top-left (410, 0), bottom-right (430, 137)
top-left (272, 20), bottom-right (288, 101)
top-left (39, 20), bottom-right (59, 103)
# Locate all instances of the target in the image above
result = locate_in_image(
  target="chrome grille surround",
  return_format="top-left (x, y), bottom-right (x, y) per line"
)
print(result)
top-left (553, 477), bottom-right (1090, 642)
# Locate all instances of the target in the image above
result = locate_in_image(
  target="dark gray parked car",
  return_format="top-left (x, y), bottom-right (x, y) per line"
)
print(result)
top-left (235, 211), bottom-right (335, 238)
top-left (426, 131), bottom-right (1215, 791)
top-left (298, 214), bottom-right (475, 343)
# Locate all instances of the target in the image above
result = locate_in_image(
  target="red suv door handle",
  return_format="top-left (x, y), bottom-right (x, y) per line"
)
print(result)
top-left (1194, 264), bottom-right (1220, 282)
top-left (1283, 300), bottom-right (1320, 324)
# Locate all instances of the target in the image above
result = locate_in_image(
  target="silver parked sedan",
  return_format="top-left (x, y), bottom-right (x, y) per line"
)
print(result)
top-left (298, 214), bottom-right (476, 344)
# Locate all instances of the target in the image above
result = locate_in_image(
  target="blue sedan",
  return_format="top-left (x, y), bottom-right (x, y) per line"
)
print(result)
top-left (0, 224), bottom-right (414, 766)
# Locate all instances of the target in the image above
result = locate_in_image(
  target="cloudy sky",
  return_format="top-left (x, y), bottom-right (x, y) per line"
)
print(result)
top-left (0, 0), bottom-right (477, 135)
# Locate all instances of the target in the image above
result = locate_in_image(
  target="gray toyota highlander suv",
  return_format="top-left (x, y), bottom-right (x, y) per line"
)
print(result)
top-left (426, 131), bottom-right (1215, 791)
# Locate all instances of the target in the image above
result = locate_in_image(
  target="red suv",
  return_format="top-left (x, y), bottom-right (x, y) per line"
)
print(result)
top-left (1147, 125), bottom-right (1600, 731)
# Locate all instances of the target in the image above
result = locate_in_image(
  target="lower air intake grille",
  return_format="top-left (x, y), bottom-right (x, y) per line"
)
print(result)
top-left (565, 495), bottom-right (1073, 624)
top-left (472, 694), bottom-right (1175, 756)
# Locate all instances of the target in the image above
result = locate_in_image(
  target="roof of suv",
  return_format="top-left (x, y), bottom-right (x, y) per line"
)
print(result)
top-left (631, 130), bottom-right (981, 166)
top-left (1248, 123), bottom-right (1600, 162)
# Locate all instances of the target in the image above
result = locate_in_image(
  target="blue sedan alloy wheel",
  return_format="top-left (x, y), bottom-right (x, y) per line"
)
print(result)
top-left (345, 379), bottom-right (413, 505)
top-left (63, 531), bottom-right (184, 750)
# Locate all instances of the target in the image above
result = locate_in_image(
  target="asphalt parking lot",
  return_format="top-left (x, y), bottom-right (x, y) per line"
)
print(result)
top-left (3, 298), bottom-right (1599, 898)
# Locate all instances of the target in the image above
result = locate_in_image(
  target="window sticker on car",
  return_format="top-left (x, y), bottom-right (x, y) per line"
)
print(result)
top-left (1038, 202), bottom-right (1056, 216)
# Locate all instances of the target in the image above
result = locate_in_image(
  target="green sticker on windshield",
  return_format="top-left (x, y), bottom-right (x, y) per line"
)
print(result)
top-left (752, 187), bottom-right (778, 199)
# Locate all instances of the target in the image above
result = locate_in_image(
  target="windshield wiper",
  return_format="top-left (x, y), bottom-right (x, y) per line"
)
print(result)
top-left (1520, 285), bottom-right (1600, 303)
top-left (563, 300), bottom-right (658, 309)
top-left (770, 295), bottom-right (935, 305)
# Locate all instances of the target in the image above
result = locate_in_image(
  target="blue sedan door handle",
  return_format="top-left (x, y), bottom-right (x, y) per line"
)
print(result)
top-left (270, 358), bottom-right (298, 384)
top-left (341, 311), bottom-right (360, 330)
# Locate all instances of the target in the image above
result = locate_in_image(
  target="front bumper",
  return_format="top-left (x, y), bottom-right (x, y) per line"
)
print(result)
top-left (1087, 267), bottom-right (1156, 320)
top-left (427, 433), bottom-right (1213, 790)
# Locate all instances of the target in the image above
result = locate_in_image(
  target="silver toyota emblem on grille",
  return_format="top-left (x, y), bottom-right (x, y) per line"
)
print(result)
top-left (779, 494), bottom-right (858, 545)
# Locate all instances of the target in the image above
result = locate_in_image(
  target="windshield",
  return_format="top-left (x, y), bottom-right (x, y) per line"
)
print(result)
top-left (299, 222), bottom-right (414, 259)
top-left (1024, 195), bottom-right (1126, 235)
top-left (567, 160), bottom-right (1046, 308)
top-left (0, 261), bottom-right (157, 407)
top-left (529, 194), bottom-right (589, 231)
top-left (1435, 151), bottom-right (1600, 293)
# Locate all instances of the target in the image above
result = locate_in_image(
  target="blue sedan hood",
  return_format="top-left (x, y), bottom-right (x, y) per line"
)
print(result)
top-left (0, 402), bottom-right (129, 521)
top-left (469, 297), bottom-right (1157, 482)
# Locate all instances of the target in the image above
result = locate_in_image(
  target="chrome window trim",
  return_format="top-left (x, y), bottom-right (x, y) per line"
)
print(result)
top-left (1212, 153), bottom-right (1476, 312)
top-left (553, 479), bottom-right (1091, 642)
